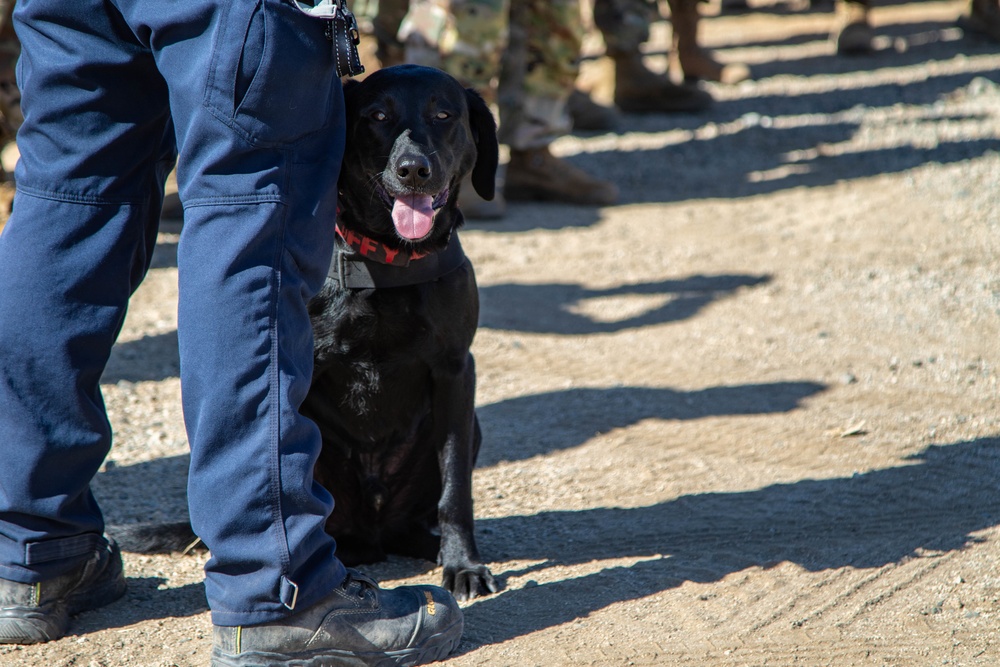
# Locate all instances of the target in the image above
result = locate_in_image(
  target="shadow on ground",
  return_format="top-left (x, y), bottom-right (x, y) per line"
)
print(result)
top-left (578, 60), bottom-right (1000, 205)
top-left (92, 398), bottom-right (1000, 652)
top-left (101, 271), bottom-right (768, 384)
top-left (70, 578), bottom-right (207, 634)
top-left (475, 381), bottom-right (826, 465)
top-left (461, 436), bottom-right (1000, 650)
top-left (94, 379), bottom-right (826, 609)
top-left (475, 34), bottom-right (1000, 231)
top-left (478, 274), bottom-right (771, 334)
top-left (102, 331), bottom-right (180, 384)
top-left (96, 437), bottom-right (1000, 647)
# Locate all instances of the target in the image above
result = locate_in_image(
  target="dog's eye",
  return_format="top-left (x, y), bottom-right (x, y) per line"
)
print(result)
top-left (435, 111), bottom-right (451, 121)
top-left (370, 111), bottom-right (388, 122)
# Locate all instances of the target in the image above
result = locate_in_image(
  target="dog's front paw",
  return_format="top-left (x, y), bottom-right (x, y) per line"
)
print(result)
top-left (442, 563), bottom-right (499, 601)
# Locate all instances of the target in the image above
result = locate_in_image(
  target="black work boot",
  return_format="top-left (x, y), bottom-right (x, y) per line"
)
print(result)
top-left (0, 537), bottom-right (127, 644)
top-left (210, 570), bottom-right (464, 667)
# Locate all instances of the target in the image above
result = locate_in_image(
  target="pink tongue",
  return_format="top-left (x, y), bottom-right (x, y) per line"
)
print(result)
top-left (391, 194), bottom-right (435, 240)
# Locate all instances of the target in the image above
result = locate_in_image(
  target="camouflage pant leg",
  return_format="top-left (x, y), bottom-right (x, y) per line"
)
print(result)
top-left (398, 0), bottom-right (508, 97)
top-left (398, 0), bottom-right (581, 149)
top-left (592, 0), bottom-right (657, 56)
top-left (0, 0), bottom-right (20, 155)
top-left (498, 0), bottom-right (582, 149)
top-left (354, 0), bottom-right (411, 66)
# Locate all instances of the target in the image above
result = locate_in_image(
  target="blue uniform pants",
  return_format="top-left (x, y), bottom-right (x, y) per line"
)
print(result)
top-left (0, 0), bottom-right (347, 626)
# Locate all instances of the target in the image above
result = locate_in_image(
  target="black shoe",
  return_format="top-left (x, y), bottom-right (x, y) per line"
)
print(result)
top-left (211, 569), bottom-right (464, 667)
top-left (0, 537), bottom-right (127, 644)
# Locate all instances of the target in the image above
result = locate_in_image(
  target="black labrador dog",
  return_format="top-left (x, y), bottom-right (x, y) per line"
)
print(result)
top-left (114, 65), bottom-right (499, 601)
top-left (306, 65), bottom-right (499, 600)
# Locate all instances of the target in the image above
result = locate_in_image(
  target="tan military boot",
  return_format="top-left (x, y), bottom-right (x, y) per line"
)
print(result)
top-left (567, 89), bottom-right (620, 132)
top-left (458, 173), bottom-right (507, 220)
top-left (669, 0), bottom-right (751, 84)
top-left (612, 51), bottom-right (713, 114)
top-left (504, 147), bottom-right (619, 206)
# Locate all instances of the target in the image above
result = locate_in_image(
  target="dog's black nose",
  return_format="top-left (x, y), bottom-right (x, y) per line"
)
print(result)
top-left (395, 155), bottom-right (432, 187)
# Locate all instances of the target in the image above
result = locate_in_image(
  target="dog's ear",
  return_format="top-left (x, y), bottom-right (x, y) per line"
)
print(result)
top-left (465, 87), bottom-right (499, 201)
top-left (341, 78), bottom-right (361, 108)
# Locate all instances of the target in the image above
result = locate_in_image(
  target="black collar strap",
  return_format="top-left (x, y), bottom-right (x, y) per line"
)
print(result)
top-left (328, 230), bottom-right (468, 289)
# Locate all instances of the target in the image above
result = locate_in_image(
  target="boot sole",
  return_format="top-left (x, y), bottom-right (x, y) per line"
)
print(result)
top-left (209, 619), bottom-right (463, 667)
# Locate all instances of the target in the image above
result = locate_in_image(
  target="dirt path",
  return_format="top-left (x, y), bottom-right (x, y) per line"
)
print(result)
top-left (3, 1), bottom-right (1000, 665)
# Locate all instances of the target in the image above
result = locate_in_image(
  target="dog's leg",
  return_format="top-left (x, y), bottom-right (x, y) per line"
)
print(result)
top-left (432, 355), bottom-right (499, 601)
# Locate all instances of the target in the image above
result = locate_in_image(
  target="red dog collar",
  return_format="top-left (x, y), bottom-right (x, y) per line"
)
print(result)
top-left (335, 223), bottom-right (428, 266)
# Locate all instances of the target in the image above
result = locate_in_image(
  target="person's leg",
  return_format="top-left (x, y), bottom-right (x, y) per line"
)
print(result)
top-left (130, 0), bottom-right (345, 624)
top-left (0, 0), bottom-right (171, 642)
top-left (399, 0), bottom-right (509, 102)
top-left (592, 0), bottom-right (714, 113)
top-left (373, 0), bottom-right (411, 66)
top-left (136, 3), bottom-right (464, 661)
top-left (0, 0), bottom-right (20, 181)
top-left (398, 0), bottom-right (509, 218)
top-left (2, 1), bottom-right (464, 660)
top-left (501, 0), bottom-right (619, 205)
top-left (668, 0), bottom-right (751, 83)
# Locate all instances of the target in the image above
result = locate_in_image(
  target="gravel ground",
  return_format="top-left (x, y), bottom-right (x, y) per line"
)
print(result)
top-left (2, 0), bottom-right (1000, 664)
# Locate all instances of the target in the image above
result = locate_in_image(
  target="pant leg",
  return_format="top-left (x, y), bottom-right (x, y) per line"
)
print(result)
top-left (498, 0), bottom-right (582, 150)
top-left (116, 0), bottom-right (347, 625)
top-left (399, 0), bottom-right (509, 100)
top-left (372, 0), bottom-right (410, 66)
top-left (0, 0), bottom-right (20, 147)
top-left (0, 0), bottom-right (347, 626)
top-left (0, 0), bottom-right (173, 583)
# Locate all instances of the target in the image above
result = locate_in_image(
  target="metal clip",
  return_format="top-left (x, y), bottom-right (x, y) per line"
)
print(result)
top-left (327, 0), bottom-right (365, 77)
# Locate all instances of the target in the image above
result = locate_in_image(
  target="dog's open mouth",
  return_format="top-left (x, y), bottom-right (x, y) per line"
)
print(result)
top-left (381, 187), bottom-right (450, 241)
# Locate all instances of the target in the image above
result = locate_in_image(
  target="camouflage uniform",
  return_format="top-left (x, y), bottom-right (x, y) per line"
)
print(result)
top-left (0, 0), bottom-right (20, 172)
top-left (397, 0), bottom-right (509, 94)
top-left (396, 0), bottom-right (582, 150)
top-left (364, 0), bottom-right (618, 209)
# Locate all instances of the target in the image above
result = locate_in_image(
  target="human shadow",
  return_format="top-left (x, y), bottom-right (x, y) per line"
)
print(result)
top-left (101, 330), bottom-right (180, 384)
top-left (69, 577), bottom-right (207, 635)
top-left (94, 453), bottom-right (190, 526)
top-left (93, 380), bottom-right (825, 521)
top-left (478, 274), bottom-right (771, 334)
top-left (508, 64), bottom-right (1000, 224)
top-left (149, 237), bottom-right (178, 270)
top-left (578, 80), bottom-right (999, 205)
top-left (743, 20), bottom-right (990, 80)
top-left (97, 272), bottom-right (770, 385)
top-left (459, 436), bottom-right (1000, 650)
top-left (148, 216), bottom-right (181, 269)
top-left (475, 382), bottom-right (826, 465)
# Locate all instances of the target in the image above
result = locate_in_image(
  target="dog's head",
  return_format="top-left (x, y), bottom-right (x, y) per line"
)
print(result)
top-left (338, 64), bottom-right (499, 250)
